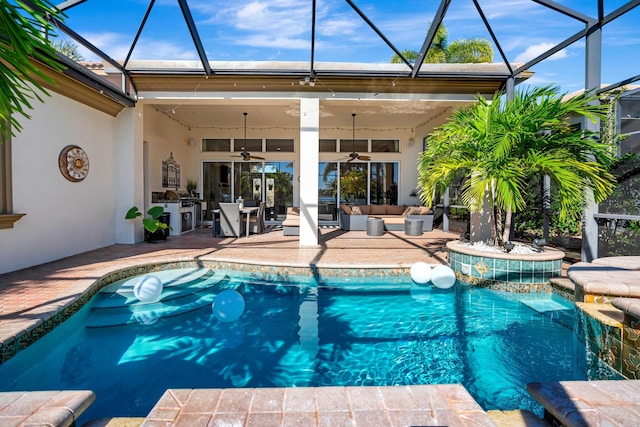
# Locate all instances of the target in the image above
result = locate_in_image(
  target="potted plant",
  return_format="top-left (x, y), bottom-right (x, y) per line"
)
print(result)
top-left (417, 84), bottom-right (617, 249)
top-left (125, 206), bottom-right (172, 243)
top-left (186, 178), bottom-right (199, 198)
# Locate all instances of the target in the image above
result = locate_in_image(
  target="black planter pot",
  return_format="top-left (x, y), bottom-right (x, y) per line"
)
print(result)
top-left (145, 228), bottom-right (168, 243)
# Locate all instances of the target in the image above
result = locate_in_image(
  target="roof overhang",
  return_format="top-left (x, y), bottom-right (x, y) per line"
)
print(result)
top-left (122, 60), bottom-right (532, 96)
top-left (32, 54), bottom-right (136, 117)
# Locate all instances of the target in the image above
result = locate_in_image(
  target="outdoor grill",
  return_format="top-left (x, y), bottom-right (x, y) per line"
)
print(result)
top-left (163, 190), bottom-right (196, 207)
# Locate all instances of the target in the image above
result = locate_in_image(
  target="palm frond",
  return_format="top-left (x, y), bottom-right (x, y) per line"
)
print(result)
top-left (0, 0), bottom-right (66, 138)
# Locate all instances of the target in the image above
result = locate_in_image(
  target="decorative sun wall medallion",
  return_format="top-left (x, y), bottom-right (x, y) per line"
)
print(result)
top-left (59, 145), bottom-right (89, 182)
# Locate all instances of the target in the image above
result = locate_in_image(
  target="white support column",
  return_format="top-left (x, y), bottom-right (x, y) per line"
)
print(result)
top-left (581, 23), bottom-right (602, 262)
top-left (299, 98), bottom-right (320, 246)
top-left (114, 105), bottom-right (145, 244)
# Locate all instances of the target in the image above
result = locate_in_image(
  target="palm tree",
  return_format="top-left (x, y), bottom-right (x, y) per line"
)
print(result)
top-left (0, 0), bottom-right (65, 138)
top-left (417, 85), bottom-right (617, 246)
top-left (390, 23), bottom-right (492, 64)
top-left (53, 39), bottom-right (84, 61)
top-left (445, 38), bottom-right (494, 63)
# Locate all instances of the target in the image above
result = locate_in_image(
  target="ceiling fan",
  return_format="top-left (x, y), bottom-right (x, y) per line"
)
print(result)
top-left (346, 113), bottom-right (370, 162)
top-left (232, 112), bottom-right (265, 161)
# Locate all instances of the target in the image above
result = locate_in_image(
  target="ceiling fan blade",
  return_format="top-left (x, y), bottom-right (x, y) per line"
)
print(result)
top-left (358, 155), bottom-right (371, 161)
top-left (346, 157), bottom-right (355, 163)
top-left (251, 155), bottom-right (266, 160)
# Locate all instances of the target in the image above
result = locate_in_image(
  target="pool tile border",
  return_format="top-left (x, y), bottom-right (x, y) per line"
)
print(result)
top-left (448, 241), bottom-right (564, 293)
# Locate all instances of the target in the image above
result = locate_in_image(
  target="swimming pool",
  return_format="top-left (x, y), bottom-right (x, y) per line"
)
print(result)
top-left (0, 267), bottom-right (591, 424)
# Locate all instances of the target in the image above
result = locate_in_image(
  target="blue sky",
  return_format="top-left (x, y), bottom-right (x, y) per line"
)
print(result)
top-left (57, 0), bottom-right (640, 94)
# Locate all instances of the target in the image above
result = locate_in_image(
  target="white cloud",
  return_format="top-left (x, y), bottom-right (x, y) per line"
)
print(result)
top-left (478, 0), bottom-right (539, 20)
top-left (235, 35), bottom-right (309, 50)
top-left (75, 32), bottom-right (130, 61)
top-left (77, 32), bottom-right (198, 61)
top-left (132, 40), bottom-right (200, 61)
top-left (192, 0), bottom-right (363, 50)
top-left (514, 43), bottom-right (568, 63)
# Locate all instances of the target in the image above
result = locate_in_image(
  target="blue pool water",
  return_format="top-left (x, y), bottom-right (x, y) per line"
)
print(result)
top-left (0, 268), bottom-right (590, 424)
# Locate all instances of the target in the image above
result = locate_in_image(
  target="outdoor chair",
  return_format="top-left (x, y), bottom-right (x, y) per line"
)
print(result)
top-left (248, 202), bottom-right (266, 234)
top-left (218, 203), bottom-right (244, 237)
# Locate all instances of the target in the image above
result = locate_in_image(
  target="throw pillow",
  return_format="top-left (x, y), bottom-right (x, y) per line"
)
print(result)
top-left (351, 206), bottom-right (362, 215)
top-left (358, 205), bottom-right (371, 215)
top-left (419, 206), bottom-right (432, 215)
top-left (341, 205), bottom-right (352, 215)
top-left (408, 206), bottom-right (423, 215)
top-left (402, 206), bottom-right (412, 218)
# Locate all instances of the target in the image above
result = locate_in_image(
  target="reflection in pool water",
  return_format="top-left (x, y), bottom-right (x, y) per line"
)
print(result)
top-left (0, 268), bottom-right (595, 424)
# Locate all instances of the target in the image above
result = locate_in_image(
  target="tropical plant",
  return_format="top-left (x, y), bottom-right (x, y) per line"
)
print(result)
top-left (1, 0), bottom-right (66, 138)
top-left (125, 206), bottom-right (171, 234)
top-left (186, 177), bottom-right (199, 195)
top-left (340, 169), bottom-right (367, 201)
top-left (417, 84), bottom-right (617, 247)
top-left (52, 39), bottom-right (84, 61)
top-left (390, 23), bottom-right (492, 64)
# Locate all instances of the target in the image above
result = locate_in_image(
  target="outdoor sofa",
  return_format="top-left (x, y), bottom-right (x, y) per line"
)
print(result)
top-left (339, 204), bottom-right (434, 232)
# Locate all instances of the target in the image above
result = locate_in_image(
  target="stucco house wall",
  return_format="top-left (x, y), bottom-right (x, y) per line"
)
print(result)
top-left (143, 106), bottom-right (193, 198)
top-left (1, 92), bottom-right (117, 274)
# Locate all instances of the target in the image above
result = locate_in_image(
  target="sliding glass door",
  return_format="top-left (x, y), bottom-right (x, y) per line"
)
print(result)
top-left (319, 162), bottom-right (338, 221)
top-left (370, 162), bottom-right (398, 205)
top-left (317, 161), bottom-right (399, 223)
top-left (202, 162), bottom-right (231, 221)
top-left (264, 162), bottom-right (294, 221)
top-left (204, 161), bottom-right (294, 222)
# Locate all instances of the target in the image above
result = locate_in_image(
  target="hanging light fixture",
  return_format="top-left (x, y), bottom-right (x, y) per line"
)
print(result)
top-left (232, 112), bottom-right (264, 161)
top-left (346, 113), bottom-right (370, 162)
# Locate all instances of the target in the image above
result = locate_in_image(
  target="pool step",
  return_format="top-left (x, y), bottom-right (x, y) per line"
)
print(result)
top-left (519, 296), bottom-right (574, 329)
top-left (93, 270), bottom-right (227, 308)
top-left (86, 271), bottom-right (236, 327)
top-left (100, 268), bottom-right (212, 294)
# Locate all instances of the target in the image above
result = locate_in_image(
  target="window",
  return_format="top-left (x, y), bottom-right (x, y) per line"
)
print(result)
top-left (202, 139), bottom-right (230, 152)
top-left (340, 139), bottom-right (367, 153)
top-left (371, 139), bottom-right (399, 153)
top-left (266, 139), bottom-right (294, 152)
top-left (319, 139), bottom-right (336, 152)
top-left (234, 138), bottom-right (262, 152)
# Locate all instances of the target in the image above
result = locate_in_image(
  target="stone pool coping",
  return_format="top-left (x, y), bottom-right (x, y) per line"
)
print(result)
top-left (446, 240), bottom-right (566, 261)
top-left (527, 380), bottom-right (640, 426)
top-left (0, 390), bottom-right (95, 426)
top-left (569, 258), bottom-right (640, 303)
top-left (140, 385), bottom-right (495, 426)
